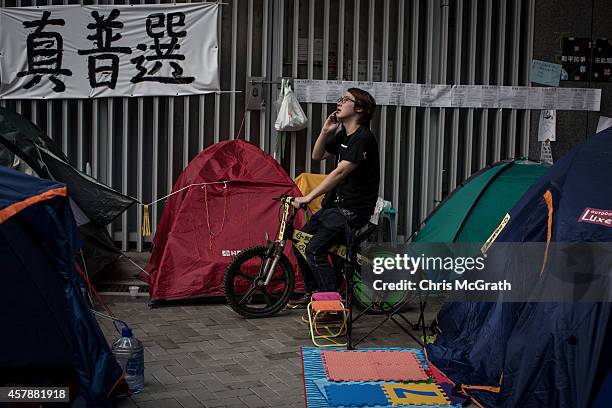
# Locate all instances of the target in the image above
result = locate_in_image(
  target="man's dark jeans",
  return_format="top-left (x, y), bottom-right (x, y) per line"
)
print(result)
top-left (295, 207), bottom-right (364, 293)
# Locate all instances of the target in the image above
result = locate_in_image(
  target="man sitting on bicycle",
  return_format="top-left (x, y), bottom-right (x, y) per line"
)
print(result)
top-left (288, 88), bottom-right (380, 307)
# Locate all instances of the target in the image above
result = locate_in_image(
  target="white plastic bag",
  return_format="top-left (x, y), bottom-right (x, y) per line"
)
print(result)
top-left (274, 80), bottom-right (308, 131)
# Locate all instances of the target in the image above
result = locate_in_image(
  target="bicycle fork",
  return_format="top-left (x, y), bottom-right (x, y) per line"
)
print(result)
top-left (262, 241), bottom-right (286, 285)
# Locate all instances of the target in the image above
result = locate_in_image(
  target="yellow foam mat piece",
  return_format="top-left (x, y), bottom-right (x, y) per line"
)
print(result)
top-left (382, 383), bottom-right (450, 406)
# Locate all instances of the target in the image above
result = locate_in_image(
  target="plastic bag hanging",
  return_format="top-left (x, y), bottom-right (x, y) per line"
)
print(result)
top-left (274, 80), bottom-right (308, 132)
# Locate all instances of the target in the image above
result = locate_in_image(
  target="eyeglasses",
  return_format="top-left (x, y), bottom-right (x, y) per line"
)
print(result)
top-left (337, 96), bottom-right (356, 104)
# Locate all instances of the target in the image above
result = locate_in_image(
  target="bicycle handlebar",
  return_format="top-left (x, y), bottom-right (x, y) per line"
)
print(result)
top-left (272, 196), bottom-right (308, 210)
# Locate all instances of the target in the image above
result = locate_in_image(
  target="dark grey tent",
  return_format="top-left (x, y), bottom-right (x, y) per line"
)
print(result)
top-left (0, 107), bottom-right (136, 276)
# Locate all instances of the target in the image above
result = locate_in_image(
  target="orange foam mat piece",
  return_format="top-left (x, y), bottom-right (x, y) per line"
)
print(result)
top-left (322, 350), bottom-right (429, 382)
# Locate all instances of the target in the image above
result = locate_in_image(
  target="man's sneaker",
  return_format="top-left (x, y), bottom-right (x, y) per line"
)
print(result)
top-left (286, 293), bottom-right (312, 309)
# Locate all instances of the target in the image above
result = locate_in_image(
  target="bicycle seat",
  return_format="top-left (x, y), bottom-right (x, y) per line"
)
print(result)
top-left (353, 222), bottom-right (378, 246)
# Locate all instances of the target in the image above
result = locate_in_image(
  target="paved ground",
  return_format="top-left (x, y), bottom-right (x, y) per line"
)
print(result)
top-left (95, 255), bottom-right (442, 408)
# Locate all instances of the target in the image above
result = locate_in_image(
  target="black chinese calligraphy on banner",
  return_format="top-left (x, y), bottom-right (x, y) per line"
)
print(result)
top-left (0, 4), bottom-right (219, 99)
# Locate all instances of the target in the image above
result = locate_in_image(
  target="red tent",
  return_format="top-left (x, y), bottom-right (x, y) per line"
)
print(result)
top-left (144, 140), bottom-right (304, 301)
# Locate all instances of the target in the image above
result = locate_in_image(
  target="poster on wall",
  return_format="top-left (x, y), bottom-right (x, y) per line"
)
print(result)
top-left (561, 37), bottom-right (591, 81)
top-left (561, 37), bottom-right (612, 82)
top-left (531, 60), bottom-right (562, 87)
top-left (0, 3), bottom-right (219, 99)
top-left (592, 38), bottom-right (612, 82)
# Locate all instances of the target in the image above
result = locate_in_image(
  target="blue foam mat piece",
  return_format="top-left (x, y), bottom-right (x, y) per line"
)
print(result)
top-left (326, 383), bottom-right (389, 407)
top-left (314, 379), bottom-right (404, 408)
top-left (302, 347), bottom-right (461, 408)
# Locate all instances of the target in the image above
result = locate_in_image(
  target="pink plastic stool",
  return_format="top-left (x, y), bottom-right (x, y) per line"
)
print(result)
top-left (311, 292), bottom-right (343, 301)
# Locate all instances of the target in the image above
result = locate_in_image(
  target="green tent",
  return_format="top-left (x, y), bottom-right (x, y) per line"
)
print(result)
top-left (354, 159), bottom-right (550, 313)
top-left (413, 159), bottom-right (550, 244)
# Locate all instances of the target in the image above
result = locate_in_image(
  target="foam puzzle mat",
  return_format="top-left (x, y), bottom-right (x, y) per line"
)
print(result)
top-left (302, 347), bottom-right (463, 408)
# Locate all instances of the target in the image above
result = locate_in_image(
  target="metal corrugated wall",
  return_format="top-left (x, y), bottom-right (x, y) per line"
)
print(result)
top-left (274, 0), bottom-right (535, 239)
top-left (0, 0), bottom-right (535, 249)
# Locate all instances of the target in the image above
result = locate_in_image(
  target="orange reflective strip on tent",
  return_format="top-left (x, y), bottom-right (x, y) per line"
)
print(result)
top-left (461, 384), bottom-right (501, 393)
top-left (540, 190), bottom-right (554, 276)
top-left (460, 383), bottom-right (502, 408)
top-left (0, 186), bottom-right (67, 225)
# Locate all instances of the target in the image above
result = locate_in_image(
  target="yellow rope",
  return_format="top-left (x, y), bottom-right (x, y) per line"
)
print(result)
top-left (142, 204), bottom-right (151, 237)
top-left (203, 183), bottom-right (229, 250)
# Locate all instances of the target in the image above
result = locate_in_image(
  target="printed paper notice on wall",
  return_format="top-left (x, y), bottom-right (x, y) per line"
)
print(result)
top-left (421, 84), bottom-right (451, 107)
top-left (538, 110), bottom-right (556, 142)
top-left (325, 80), bottom-right (342, 104)
top-left (531, 60), bottom-right (562, 87)
top-left (292, 81), bottom-right (601, 111)
top-left (596, 116), bottom-right (612, 133)
top-left (375, 82), bottom-right (393, 105)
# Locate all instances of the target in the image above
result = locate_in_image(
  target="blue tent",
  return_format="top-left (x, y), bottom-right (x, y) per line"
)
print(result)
top-left (427, 128), bottom-right (612, 407)
top-left (0, 166), bottom-right (125, 407)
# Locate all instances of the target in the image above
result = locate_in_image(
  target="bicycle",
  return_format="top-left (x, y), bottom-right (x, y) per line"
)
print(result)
top-left (223, 196), bottom-right (403, 319)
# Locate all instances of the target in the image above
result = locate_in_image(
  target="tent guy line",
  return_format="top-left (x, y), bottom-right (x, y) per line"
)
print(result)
top-left (119, 253), bottom-right (151, 276)
top-left (140, 180), bottom-right (231, 237)
top-left (141, 180), bottom-right (231, 207)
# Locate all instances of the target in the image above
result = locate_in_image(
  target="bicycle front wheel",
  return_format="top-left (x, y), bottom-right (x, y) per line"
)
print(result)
top-left (224, 245), bottom-right (295, 318)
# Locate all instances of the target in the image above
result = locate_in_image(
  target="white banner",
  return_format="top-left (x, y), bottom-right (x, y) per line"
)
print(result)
top-left (293, 80), bottom-right (602, 111)
top-left (0, 4), bottom-right (219, 99)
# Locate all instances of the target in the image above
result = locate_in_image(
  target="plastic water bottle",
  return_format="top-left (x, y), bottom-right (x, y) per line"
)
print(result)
top-left (111, 326), bottom-right (144, 394)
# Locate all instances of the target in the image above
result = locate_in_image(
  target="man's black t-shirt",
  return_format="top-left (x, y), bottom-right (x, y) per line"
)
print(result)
top-left (322, 126), bottom-right (380, 222)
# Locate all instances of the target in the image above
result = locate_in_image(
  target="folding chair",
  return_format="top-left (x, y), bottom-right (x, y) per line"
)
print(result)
top-left (306, 292), bottom-right (349, 347)
top-left (344, 226), bottom-right (433, 349)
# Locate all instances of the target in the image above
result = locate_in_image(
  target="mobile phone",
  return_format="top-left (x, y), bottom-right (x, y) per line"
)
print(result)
top-left (330, 111), bottom-right (338, 123)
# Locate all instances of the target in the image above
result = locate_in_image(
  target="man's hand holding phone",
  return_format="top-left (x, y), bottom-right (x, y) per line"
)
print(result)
top-left (322, 110), bottom-right (340, 133)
